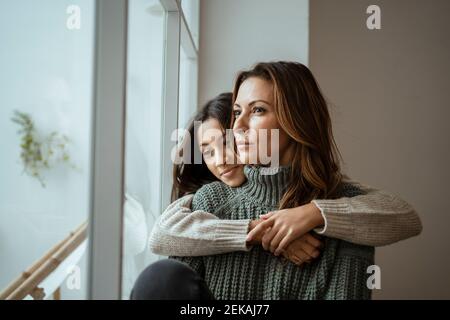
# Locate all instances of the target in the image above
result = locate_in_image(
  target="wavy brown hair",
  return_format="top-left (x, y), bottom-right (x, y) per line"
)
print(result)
top-left (232, 61), bottom-right (343, 209)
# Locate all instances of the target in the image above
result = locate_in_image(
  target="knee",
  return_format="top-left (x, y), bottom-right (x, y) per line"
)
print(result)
top-left (130, 259), bottom-right (202, 300)
top-left (154, 259), bottom-right (196, 276)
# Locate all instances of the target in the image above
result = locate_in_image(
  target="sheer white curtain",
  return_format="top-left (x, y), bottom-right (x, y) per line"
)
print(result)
top-left (122, 0), bottom-right (165, 299)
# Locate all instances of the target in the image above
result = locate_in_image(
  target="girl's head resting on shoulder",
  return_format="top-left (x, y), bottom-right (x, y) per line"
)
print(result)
top-left (172, 92), bottom-right (246, 201)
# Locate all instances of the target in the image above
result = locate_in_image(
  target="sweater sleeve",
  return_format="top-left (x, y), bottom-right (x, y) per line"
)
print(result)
top-left (149, 193), bottom-right (252, 257)
top-left (311, 174), bottom-right (423, 247)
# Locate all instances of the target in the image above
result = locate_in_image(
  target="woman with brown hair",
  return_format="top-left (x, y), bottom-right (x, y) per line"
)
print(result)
top-left (133, 61), bottom-right (421, 300)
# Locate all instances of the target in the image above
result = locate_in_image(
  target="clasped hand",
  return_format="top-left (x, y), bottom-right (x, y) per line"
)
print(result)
top-left (246, 202), bottom-right (325, 266)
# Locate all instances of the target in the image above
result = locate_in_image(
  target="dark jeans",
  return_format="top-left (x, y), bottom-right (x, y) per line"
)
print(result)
top-left (130, 259), bottom-right (215, 300)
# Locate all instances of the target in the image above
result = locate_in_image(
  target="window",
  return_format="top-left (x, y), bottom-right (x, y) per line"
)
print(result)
top-left (120, 0), bottom-right (199, 300)
top-left (121, 0), bottom-right (199, 299)
top-left (0, 0), bottom-right (199, 300)
top-left (181, 0), bottom-right (199, 49)
top-left (178, 42), bottom-right (199, 130)
top-left (0, 0), bottom-right (95, 299)
top-left (122, 0), bottom-right (165, 299)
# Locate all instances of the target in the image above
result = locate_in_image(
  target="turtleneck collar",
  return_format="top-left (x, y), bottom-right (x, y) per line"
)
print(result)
top-left (240, 165), bottom-right (291, 207)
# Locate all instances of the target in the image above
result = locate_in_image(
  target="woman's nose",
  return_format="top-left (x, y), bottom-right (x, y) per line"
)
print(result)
top-left (233, 114), bottom-right (248, 138)
top-left (224, 144), bottom-right (238, 165)
top-left (214, 146), bottom-right (226, 166)
top-left (214, 140), bottom-right (237, 166)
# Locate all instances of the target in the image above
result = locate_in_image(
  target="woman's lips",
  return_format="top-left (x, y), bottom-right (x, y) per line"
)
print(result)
top-left (220, 166), bottom-right (239, 178)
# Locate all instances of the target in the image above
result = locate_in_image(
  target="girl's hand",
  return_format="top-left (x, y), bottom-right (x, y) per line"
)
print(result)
top-left (246, 202), bottom-right (324, 256)
top-left (282, 233), bottom-right (322, 265)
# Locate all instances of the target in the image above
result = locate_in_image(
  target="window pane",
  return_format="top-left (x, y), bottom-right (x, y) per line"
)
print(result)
top-left (181, 0), bottom-right (199, 49)
top-left (0, 0), bottom-right (95, 299)
top-left (122, 0), bottom-right (165, 299)
top-left (178, 47), bottom-right (199, 131)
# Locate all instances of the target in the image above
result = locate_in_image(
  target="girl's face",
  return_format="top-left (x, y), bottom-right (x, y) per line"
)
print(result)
top-left (232, 76), bottom-right (294, 166)
top-left (197, 118), bottom-right (246, 187)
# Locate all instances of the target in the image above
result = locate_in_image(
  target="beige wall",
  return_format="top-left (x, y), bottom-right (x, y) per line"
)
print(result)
top-left (310, 0), bottom-right (450, 299)
top-left (199, 0), bottom-right (450, 299)
top-left (198, 0), bottom-right (309, 106)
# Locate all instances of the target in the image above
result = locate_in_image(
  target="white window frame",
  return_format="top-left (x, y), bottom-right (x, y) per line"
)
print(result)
top-left (160, 0), bottom-right (198, 210)
top-left (88, 0), bottom-right (199, 299)
top-left (159, 1), bottom-right (180, 212)
top-left (88, 0), bottom-right (128, 300)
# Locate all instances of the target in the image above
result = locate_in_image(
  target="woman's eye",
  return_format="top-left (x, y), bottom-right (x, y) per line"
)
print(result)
top-left (233, 110), bottom-right (241, 117)
top-left (253, 106), bottom-right (265, 113)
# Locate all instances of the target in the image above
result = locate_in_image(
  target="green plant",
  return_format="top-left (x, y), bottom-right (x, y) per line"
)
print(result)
top-left (11, 110), bottom-right (74, 187)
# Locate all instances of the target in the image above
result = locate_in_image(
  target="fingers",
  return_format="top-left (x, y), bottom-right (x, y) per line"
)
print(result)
top-left (274, 232), bottom-right (295, 256)
top-left (246, 217), bottom-right (274, 242)
top-left (303, 233), bottom-right (323, 249)
top-left (261, 227), bottom-right (277, 251)
top-left (283, 235), bottom-right (321, 262)
top-left (279, 233), bottom-right (323, 266)
top-left (297, 238), bottom-right (320, 259)
top-left (269, 229), bottom-right (286, 254)
top-left (286, 248), bottom-right (312, 266)
top-left (260, 211), bottom-right (275, 220)
top-left (275, 232), bottom-right (321, 257)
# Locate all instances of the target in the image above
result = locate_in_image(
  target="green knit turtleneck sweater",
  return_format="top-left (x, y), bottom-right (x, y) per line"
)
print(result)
top-left (171, 165), bottom-right (375, 300)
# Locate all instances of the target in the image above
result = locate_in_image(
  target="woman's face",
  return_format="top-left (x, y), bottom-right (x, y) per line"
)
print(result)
top-left (197, 118), bottom-right (246, 187)
top-left (232, 76), bottom-right (294, 166)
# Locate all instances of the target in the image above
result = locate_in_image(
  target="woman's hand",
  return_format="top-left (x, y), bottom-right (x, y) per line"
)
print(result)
top-left (282, 233), bottom-right (322, 265)
top-left (246, 219), bottom-right (265, 245)
top-left (246, 202), bottom-right (325, 256)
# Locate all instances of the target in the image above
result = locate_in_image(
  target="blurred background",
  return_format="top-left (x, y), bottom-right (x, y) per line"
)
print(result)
top-left (0, 0), bottom-right (448, 299)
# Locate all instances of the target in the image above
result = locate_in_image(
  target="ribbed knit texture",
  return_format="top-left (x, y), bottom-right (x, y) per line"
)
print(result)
top-left (312, 176), bottom-right (423, 246)
top-left (149, 195), bottom-right (251, 256)
top-left (171, 166), bottom-right (375, 300)
top-left (149, 176), bottom-right (422, 257)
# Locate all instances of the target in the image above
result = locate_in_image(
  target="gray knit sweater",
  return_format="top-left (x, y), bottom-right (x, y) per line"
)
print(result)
top-left (171, 166), bottom-right (375, 300)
